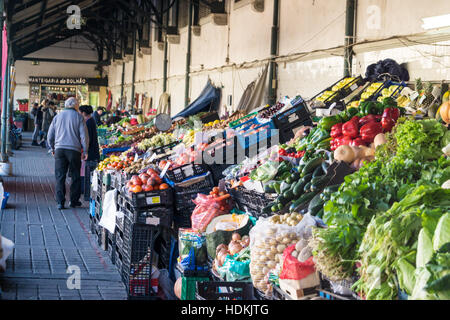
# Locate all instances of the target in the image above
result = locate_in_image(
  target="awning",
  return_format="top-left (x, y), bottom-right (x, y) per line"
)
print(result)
top-left (172, 80), bottom-right (221, 119)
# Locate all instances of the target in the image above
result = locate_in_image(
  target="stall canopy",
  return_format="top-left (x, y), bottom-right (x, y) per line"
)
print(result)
top-left (172, 80), bottom-right (221, 119)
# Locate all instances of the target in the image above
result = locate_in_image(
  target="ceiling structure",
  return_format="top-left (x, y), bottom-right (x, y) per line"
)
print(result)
top-left (4, 0), bottom-right (226, 67)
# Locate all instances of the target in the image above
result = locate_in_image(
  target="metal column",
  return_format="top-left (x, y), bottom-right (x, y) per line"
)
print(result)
top-left (184, 1), bottom-right (193, 108)
top-left (344, 0), bottom-right (356, 77)
top-left (268, 0), bottom-right (280, 106)
top-left (131, 31), bottom-right (137, 111)
top-left (120, 61), bottom-right (125, 109)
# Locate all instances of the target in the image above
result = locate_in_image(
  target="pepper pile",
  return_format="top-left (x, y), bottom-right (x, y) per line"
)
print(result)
top-left (329, 106), bottom-right (402, 151)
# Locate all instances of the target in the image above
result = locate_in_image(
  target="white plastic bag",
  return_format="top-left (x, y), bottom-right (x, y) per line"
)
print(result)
top-left (0, 235), bottom-right (14, 272)
top-left (99, 189), bottom-right (121, 234)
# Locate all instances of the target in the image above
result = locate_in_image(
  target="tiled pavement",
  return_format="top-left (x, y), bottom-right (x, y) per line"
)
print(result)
top-left (0, 133), bottom-right (127, 300)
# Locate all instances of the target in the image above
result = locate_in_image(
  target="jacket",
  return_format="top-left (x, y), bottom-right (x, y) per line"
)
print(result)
top-left (41, 107), bottom-right (56, 132)
top-left (47, 108), bottom-right (89, 154)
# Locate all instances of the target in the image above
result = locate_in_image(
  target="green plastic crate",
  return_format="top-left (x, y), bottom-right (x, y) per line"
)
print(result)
top-left (229, 112), bottom-right (257, 128)
top-left (102, 172), bottom-right (111, 186)
top-left (181, 277), bottom-right (209, 300)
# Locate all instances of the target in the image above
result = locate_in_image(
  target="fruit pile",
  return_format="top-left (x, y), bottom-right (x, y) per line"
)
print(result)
top-left (316, 77), bottom-right (357, 103)
top-left (126, 168), bottom-right (170, 193)
top-left (259, 103), bottom-right (285, 119)
top-left (97, 156), bottom-right (122, 172)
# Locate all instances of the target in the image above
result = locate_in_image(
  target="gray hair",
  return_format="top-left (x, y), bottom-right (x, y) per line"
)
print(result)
top-left (65, 97), bottom-right (79, 109)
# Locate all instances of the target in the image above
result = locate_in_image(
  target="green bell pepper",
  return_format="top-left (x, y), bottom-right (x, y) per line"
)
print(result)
top-left (318, 116), bottom-right (341, 131)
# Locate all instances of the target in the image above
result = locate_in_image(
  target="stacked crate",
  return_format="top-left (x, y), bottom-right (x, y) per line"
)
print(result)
top-left (115, 185), bottom-right (175, 299)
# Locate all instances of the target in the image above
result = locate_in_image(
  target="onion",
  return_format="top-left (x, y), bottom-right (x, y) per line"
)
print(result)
top-left (232, 233), bottom-right (241, 241)
top-left (241, 235), bottom-right (250, 247)
top-left (229, 240), bottom-right (243, 255)
top-left (216, 244), bottom-right (228, 255)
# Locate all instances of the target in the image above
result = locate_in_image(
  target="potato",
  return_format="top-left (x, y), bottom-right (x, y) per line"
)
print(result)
top-left (269, 238), bottom-right (277, 246)
top-left (267, 261), bottom-right (276, 269)
top-left (277, 244), bottom-right (286, 253)
top-left (282, 237), bottom-right (291, 244)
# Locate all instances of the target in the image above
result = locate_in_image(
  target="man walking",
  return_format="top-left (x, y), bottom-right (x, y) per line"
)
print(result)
top-left (30, 102), bottom-right (43, 146)
top-left (47, 97), bottom-right (89, 210)
top-left (39, 101), bottom-right (57, 148)
top-left (92, 106), bottom-right (105, 126)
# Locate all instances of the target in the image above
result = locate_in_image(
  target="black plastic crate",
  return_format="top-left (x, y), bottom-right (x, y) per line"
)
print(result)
top-left (121, 224), bottom-right (161, 298)
top-left (115, 246), bottom-right (124, 278)
top-left (228, 186), bottom-right (276, 218)
top-left (120, 188), bottom-right (174, 209)
top-left (173, 208), bottom-right (193, 230)
top-left (208, 163), bottom-right (233, 185)
top-left (174, 187), bottom-right (212, 212)
top-left (200, 111), bottom-right (220, 124)
top-left (196, 281), bottom-right (255, 300)
top-left (123, 205), bottom-right (173, 228)
top-left (115, 228), bottom-right (125, 253)
top-left (151, 141), bottom-right (180, 155)
top-left (272, 100), bottom-right (313, 143)
top-left (107, 234), bottom-right (116, 265)
top-left (165, 163), bottom-right (211, 183)
top-left (116, 215), bottom-right (124, 232)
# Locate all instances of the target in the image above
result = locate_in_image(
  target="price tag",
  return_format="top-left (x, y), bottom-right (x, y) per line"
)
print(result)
top-left (183, 164), bottom-right (194, 177)
top-left (134, 153), bottom-right (139, 162)
top-left (432, 86), bottom-right (441, 99)
top-left (149, 152), bottom-right (157, 162)
top-left (409, 91), bottom-right (419, 101)
top-left (160, 161), bottom-right (171, 178)
top-left (288, 113), bottom-right (299, 123)
top-left (146, 196), bottom-right (161, 205)
top-left (419, 95), bottom-right (426, 105)
top-left (146, 217), bottom-right (160, 226)
top-left (350, 83), bottom-right (358, 91)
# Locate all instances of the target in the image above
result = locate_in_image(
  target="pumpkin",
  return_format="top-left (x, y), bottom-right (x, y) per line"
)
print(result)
top-left (174, 277), bottom-right (182, 300)
top-left (440, 101), bottom-right (450, 124)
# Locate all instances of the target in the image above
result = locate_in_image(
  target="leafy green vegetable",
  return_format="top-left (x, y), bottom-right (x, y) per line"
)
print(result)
top-left (396, 254), bottom-right (417, 295)
top-left (432, 213), bottom-right (450, 252)
top-left (416, 228), bottom-right (433, 269)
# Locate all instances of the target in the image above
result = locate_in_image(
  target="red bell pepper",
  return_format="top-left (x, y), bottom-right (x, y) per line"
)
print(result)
top-left (330, 123), bottom-right (343, 138)
top-left (382, 108), bottom-right (400, 122)
top-left (358, 114), bottom-right (378, 127)
top-left (381, 117), bottom-right (396, 133)
top-left (350, 137), bottom-right (366, 147)
top-left (335, 135), bottom-right (353, 147)
top-left (342, 119), bottom-right (359, 139)
top-left (360, 122), bottom-right (383, 143)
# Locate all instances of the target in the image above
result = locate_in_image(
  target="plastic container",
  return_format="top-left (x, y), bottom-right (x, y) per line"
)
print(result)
top-left (196, 281), bottom-right (255, 300)
top-left (165, 163), bottom-right (211, 184)
top-left (120, 188), bottom-right (174, 209)
top-left (123, 205), bottom-right (174, 228)
top-left (229, 112), bottom-right (257, 128)
top-left (181, 276), bottom-right (210, 300)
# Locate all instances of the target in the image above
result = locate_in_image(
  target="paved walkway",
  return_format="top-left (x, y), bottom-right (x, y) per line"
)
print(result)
top-left (0, 133), bottom-right (127, 300)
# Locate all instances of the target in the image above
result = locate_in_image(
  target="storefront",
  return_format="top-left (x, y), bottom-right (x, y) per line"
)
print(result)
top-left (28, 76), bottom-right (108, 109)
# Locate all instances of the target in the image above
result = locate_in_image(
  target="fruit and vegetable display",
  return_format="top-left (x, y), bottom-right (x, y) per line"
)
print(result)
top-left (91, 71), bottom-right (450, 301)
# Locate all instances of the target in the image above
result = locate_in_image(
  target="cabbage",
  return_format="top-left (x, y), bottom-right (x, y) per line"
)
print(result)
top-left (433, 213), bottom-right (450, 252)
top-left (410, 267), bottom-right (435, 300)
top-left (396, 255), bottom-right (416, 295)
top-left (417, 228), bottom-right (433, 268)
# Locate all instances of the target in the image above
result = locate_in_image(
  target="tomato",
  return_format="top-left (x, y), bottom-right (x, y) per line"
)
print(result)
top-left (131, 175), bottom-right (143, 186)
top-left (147, 168), bottom-right (158, 176)
top-left (159, 183), bottom-right (169, 190)
top-left (143, 184), bottom-right (153, 192)
top-left (131, 185), bottom-right (143, 193)
top-left (153, 184), bottom-right (160, 191)
top-left (139, 173), bottom-right (150, 182)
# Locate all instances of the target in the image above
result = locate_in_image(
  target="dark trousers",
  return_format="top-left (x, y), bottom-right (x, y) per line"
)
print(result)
top-left (55, 149), bottom-right (82, 204)
top-left (83, 160), bottom-right (98, 201)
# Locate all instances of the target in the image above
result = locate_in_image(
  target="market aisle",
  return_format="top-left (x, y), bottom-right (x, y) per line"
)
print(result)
top-left (0, 133), bottom-right (127, 300)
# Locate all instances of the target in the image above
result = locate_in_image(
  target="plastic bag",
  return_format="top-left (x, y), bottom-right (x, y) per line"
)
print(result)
top-left (217, 248), bottom-right (251, 282)
top-left (178, 229), bottom-right (208, 267)
top-left (249, 214), bottom-right (316, 296)
top-left (0, 235), bottom-right (14, 272)
top-left (279, 244), bottom-right (315, 281)
top-left (191, 193), bottom-right (234, 232)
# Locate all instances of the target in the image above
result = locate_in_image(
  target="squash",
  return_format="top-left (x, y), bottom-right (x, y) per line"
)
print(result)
top-left (439, 101), bottom-right (450, 124)
top-left (174, 277), bottom-right (182, 300)
top-left (205, 214), bottom-right (252, 259)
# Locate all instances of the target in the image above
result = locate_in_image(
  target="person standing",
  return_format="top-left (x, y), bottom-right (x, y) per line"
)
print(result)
top-left (31, 102), bottom-right (44, 146)
top-left (47, 97), bottom-right (89, 210)
top-left (78, 105), bottom-right (100, 201)
top-left (92, 106), bottom-right (105, 126)
top-left (39, 101), bottom-right (57, 148)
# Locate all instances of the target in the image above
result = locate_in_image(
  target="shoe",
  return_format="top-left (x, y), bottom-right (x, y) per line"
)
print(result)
top-left (57, 203), bottom-right (65, 210)
top-left (32, 141), bottom-right (39, 146)
top-left (69, 201), bottom-right (82, 208)
top-left (40, 142), bottom-right (46, 148)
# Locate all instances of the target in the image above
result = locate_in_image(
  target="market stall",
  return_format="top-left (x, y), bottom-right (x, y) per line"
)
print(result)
top-left (90, 70), bottom-right (450, 300)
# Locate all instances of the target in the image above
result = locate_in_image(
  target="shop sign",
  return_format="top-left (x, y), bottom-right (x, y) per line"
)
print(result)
top-left (29, 77), bottom-right (87, 85)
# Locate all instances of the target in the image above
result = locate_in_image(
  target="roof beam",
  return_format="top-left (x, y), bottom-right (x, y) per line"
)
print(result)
top-left (19, 57), bottom-right (99, 64)
top-left (33, 0), bottom-right (48, 48)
